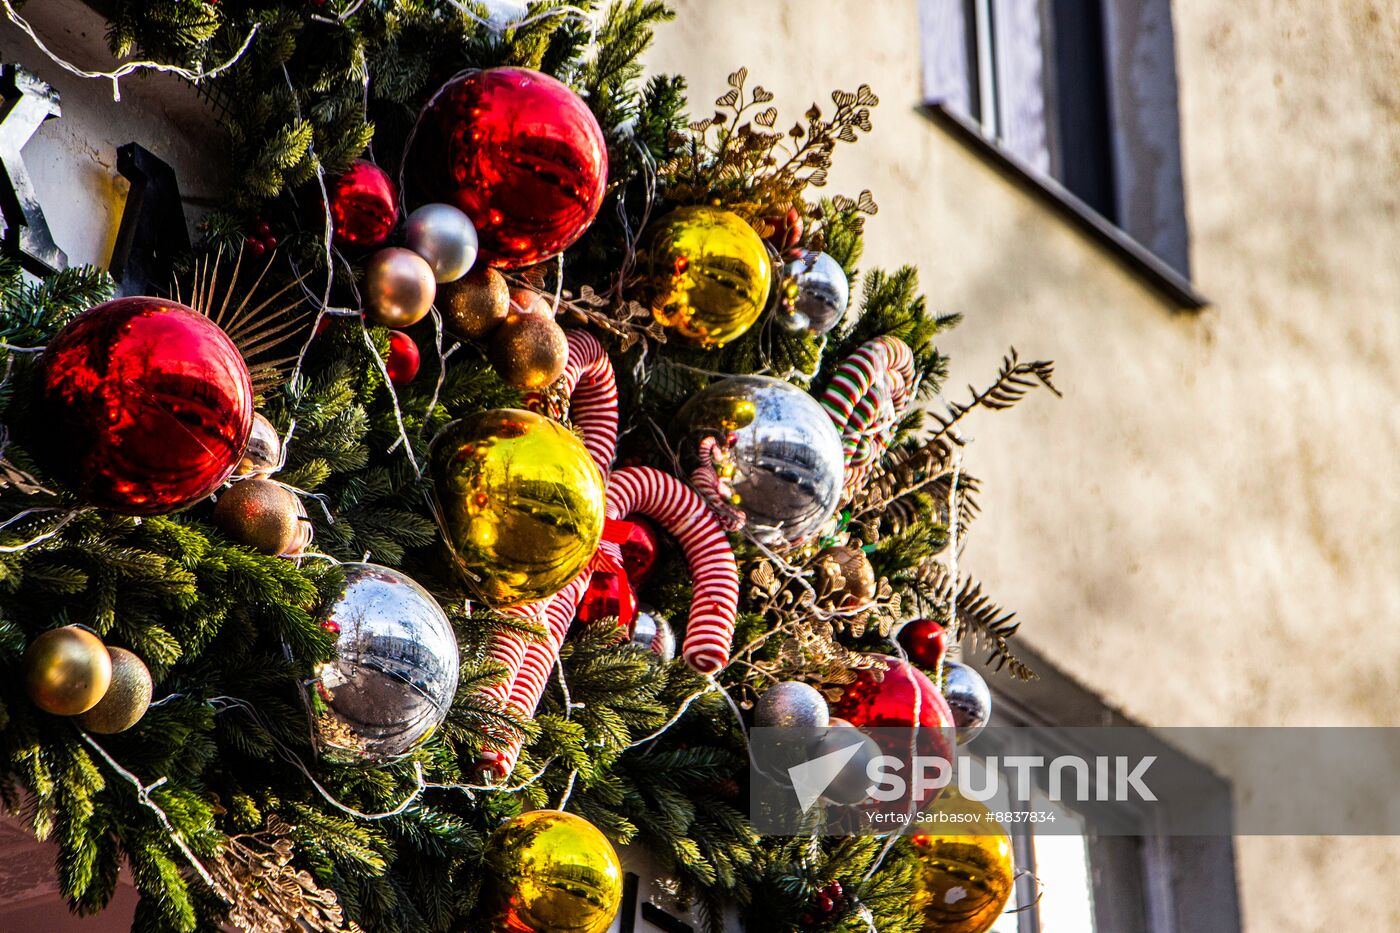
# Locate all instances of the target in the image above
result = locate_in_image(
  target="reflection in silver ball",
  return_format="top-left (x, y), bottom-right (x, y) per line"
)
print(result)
top-left (405, 203), bottom-right (479, 283)
top-left (779, 251), bottom-right (849, 336)
top-left (756, 681), bottom-right (831, 729)
top-left (307, 563), bottom-right (460, 763)
top-left (676, 376), bottom-right (845, 549)
top-left (807, 723), bottom-right (880, 805)
top-left (630, 608), bottom-right (676, 662)
top-left (942, 660), bottom-right (992, 745)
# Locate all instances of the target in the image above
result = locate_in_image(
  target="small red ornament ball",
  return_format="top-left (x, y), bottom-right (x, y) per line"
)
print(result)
top-left (832, 655), bottom-right (956, 731)
top-left (407, 67), bottom-right (608, 269)
top-left (575, 568), bottom-right (638, 631)
top-left (386, 331), bottom-right (421, 385)
top-left (33, 297), bottom-right (253, 515)
top-left (330, 159), bottom-right (399, 248)
top-left (619, 517), bottom-right (660, 586)
top-left (897, 618), bottom-right (948, 671)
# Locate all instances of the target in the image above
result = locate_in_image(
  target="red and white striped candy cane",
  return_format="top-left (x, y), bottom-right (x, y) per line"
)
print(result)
top-left (607, 466), bottom-right (739, 674)
top-left (820, 336), bottom-right (915, 495)
top-left (556, 330), bottom-right (619, 476)
top-left (476, 331), bottom-right (620, 707)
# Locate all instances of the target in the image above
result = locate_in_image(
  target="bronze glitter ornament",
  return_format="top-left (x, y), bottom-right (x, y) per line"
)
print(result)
top-left (77, 647), bottom-right (153, 734)
top-left (214, 479), bottom-right (307, 556)
top-left (489, 309), bottom-right (569, 389)
top-left (439, 266), bottom-right (511, 339)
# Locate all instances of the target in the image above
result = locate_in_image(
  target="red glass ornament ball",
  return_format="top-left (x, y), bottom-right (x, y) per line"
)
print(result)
top-left (575, 568), bottom-right (638, 631)
top-left (330, 159), bottom-right (399, 248)
top-left (407, 67), bottom-right (608, 269)
top-left (386, 331), bottom-right (421, 385)
top-left (897, 618), bottom-right (948, 671)
top-left (33, 297), bottom-right (253, 515)
top-left (832, 655), bottom-right (956, 731)
top-left (619, 516), bottom-right (660, 586)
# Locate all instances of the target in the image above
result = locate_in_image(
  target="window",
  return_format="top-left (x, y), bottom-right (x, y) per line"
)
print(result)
top-left (968, 641), bottom-right (1242, 933)
top-left (919, 0), bottom-right (1205, 307)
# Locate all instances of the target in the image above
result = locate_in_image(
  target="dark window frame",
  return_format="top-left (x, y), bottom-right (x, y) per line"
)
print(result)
top-left (919, 0), bottom-right (1208, 310)
top-left (968, 641), bottom-right (1242, 933)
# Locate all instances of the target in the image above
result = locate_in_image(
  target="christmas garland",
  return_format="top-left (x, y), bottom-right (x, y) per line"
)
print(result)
top-left (0, 3), bottom-right (1059, 932)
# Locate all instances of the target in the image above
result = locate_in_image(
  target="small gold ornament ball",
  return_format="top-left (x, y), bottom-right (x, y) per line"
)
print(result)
top-left (77, 647), bottom-right (153, 734)
top-left (365, 247), bottom-right (436, 328)
top-left (486, 810), bottom-right (623, 933)
top-left (489, 309), bottom-right (569, 389)
top-left (813, 545), bottom-right (878, 608)
top-left (235, 412), bottom-right (282, 478)
top-left (439, 266), bottom-right (511, 340)
top-left (911, 790), bottom-right (1016, 933)
top-left (213, 479), bottom-right (306, 555)
top-left (24, 626), bottom-right (112, 716)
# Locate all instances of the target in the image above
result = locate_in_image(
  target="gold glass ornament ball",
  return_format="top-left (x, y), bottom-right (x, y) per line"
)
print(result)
top-left (490, 310), bottom-right (569, 389)
top-left (647, 206), bottom-right (773, 348)
top-left (430, 410), bottom-right (606, 607)
top-left (24, 626), bottom-right (112, 716)
top-left (77, 647), bottom-right (153, 734)
top-left (910, 790), bottom-right (1016, 933)
top-left (365, 247), bottom-right (437, 328)
top-left (213, 478), bottom-right (306, 555)
top-left (440, 266), bottom-right (512, 339)
top-left (487, 810), bottom-right (623, 933)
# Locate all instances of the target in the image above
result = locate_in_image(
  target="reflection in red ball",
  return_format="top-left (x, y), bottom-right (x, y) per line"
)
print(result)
top-left (330, 159), bottom-right (399, 248)
top-left (897, 618), bottom-right (948, 671)
top-left (33, 297), bottom-right (253, 515)
top-left (576, 568), bottom-right (637, 632)
top-left (407, 67), bottom-right (608, 269)
top-left (833, 655), bottom-right (956, 731)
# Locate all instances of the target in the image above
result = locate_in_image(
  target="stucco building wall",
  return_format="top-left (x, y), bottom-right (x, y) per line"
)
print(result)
top-left (647, 1), bottom-right (1399, 930)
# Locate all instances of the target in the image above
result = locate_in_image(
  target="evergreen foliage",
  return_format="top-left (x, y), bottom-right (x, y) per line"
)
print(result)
top-left (0, 3), bottom-right (1058, 931)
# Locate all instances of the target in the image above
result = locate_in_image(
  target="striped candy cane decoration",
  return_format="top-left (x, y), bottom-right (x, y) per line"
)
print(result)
top-left (556, 330), bottom-right (619, 476)
top-left (607, 467), bottom-right (740, 674)
top-left (476, 331), bottom-right (621, 712)
top-left (820, 337), bottom-right (916, 494)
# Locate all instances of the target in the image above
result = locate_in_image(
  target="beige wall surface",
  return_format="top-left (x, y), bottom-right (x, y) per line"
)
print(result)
top-left (649, 1), bottom-right (1400, 931)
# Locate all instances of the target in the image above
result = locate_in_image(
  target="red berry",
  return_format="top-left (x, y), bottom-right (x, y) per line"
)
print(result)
top-left (827, 880), bottom-right (843, 899)
top-left (816, 893), bottom-right (834, 914)
top-left (254, 220), bottom-right (272, 238)
top-left (263, 235), bottom-right (279, 250)
top-left (247, 239), bottom-right (267, 258)
top-left (800, 914), bottom-right (815, 927)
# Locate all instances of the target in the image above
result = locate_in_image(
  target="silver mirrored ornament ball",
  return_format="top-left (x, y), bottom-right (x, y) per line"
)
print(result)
top-left (755, 680), bottom-right (830, 729)
top-left (405, 203), bottom-right (479, 283)
top-left (236, 412), bottom-right (282, 478)
top-left (629, 608), bottom-right (676, 663)
top-left (307, 563), bottom-right (460, 764)
top-left (779, 250), bottom-right (849, 336)
top-left (675, 376), bottom-right (845, 549)
top-left (941, 660), bottom-right (992, 745)
top-left (806, 721), bottom-right (881, 805)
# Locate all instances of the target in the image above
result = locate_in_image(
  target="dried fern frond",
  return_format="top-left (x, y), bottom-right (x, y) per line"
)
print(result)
top-left (928, 348), bottom-right (1060, 442)
top-left (915, 562), bottom-right (1037, 680)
